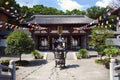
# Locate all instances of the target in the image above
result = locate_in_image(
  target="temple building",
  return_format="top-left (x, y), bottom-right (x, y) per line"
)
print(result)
top-left (0, 8), bottom-right (14, 55)
top-left (22, 15), bottom-right (95, 50)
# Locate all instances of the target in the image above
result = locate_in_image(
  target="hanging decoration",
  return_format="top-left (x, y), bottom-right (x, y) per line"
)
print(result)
top-left (1, 1), bottom-right (120, 32)
top-left (5, 1), bottom-right (9, 5)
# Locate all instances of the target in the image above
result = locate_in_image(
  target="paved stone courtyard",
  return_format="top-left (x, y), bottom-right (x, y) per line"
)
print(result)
top-left (0, 52), bottom-right (109, 80)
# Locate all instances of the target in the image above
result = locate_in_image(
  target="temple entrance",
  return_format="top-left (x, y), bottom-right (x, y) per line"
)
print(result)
top-left (51, 36), bottom-right (68, 50)
top-left (71, 37), bottom-right (81, 50)
top-left (38, 36), bottom-right (49, 50)
top-left (37, 35), bottom-right (87, 51)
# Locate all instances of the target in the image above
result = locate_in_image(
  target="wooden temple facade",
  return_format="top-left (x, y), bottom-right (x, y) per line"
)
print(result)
top-left (0, 8), bottom-right (14, 55)
top-left (23, 15), bottom-right (95, 50)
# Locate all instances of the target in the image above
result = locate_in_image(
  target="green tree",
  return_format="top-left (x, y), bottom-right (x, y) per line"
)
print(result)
top-left (86, 6), bottom-right (108, 19)
top-left (90, 26), bottom-right (113, 58)
top-left (65, 9), bottom-right (86, 15)
top-left (32, 5), bottom-right (64, 15)
top-left (5, 30), bottom-right (35, 61)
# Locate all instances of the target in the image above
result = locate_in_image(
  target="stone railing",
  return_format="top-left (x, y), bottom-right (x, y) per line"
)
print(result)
top-left (110, 59), bottom-right (120, 80)
top-left (0, 60), bottom-right (16, 80)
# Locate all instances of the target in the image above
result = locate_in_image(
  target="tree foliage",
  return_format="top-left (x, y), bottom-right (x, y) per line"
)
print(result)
top-left (86, 6), bottom-right (108, 19)
top-left (90, 26), bottom-right (114, 53)
top-left (65, 9), bottom-right (86, 15)
top-left (103, 47), bottom-right (119, 57)
top-left (0, 0), bottom-right (21, 25)
top-left (5, 30), bottom-right (35, 61)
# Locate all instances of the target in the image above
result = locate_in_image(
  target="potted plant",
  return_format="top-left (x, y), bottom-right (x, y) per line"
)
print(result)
top-left (103, 47), bottom-right (119, 69)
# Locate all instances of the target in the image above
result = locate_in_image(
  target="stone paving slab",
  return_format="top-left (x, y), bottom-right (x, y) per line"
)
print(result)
top-left (16, 58), bottom-right (109, 80)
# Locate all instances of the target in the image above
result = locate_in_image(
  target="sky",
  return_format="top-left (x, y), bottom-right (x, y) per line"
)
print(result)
top-left (15, 0), bottom-right (112, 11)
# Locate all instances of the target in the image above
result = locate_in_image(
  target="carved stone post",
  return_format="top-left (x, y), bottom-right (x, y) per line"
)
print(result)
top-left (9, 60), bottom-right (16, 80)
top-left (110, 59), bottom-right (116, 80)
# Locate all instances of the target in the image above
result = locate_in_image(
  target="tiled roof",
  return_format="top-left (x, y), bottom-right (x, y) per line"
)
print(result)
top-left (23, 15), bottom-right (95, 25)
top-left (111, 7), bottom-right (120, 15)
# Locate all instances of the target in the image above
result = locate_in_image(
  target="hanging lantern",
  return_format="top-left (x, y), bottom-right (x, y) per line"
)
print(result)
top-left (119, 20), bottom-right (120, 25)
top-left (101, 23), bottom-right (104, 26)
top-left (0, 25), bottom-right (2, 28)
top-left (10, 7), bottom-right (14, 9)
top-left (106, 21), bottom-right (109, 24)
top-left (117, 17), bottom-right (119, 21)
top-left (5, 1), bottom-right (9, 5)
top-left (105, 26), bottom-right (107, 28)
top-left (28, 23), bottom-right (31, 26)
top-left (99, 16), bottom-right (102, 21)
top-left (20, 19), bottom-right (24, 23)
top-left (11, 13), bottom-right (14, 15)
top-left (107, 12), bottom-right (111, 16)
top-left (109, 25), bottom-right (112, 28)
top-left (14, 10), bottom-right (17, 13)
top-left (32, 25), bottom-right (35, 28)
top-left (6, 9), bottom-right (10, 12)
top-left (111, 19), bottom-right (114, 22)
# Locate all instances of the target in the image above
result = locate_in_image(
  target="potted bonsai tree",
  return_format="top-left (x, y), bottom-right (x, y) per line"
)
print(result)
top-left (103, 47), bottom-right (119, 69)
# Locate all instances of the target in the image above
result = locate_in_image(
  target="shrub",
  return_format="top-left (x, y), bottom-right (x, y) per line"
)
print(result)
top-left (95, 59), bottom-right (103, 64)
top-left (78, 49), bottom-right (88, 58)
top-left (31, 50), bottom-right (39, 59)
top-left (39, 55), bottom-right (44, 59)
top-left (0, 59), bottom-right (11, 66)
top-left (76, 54), bottom-right (82, 59)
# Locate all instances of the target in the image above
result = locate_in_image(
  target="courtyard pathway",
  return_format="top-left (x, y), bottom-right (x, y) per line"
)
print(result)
top-left (15, 52), bottom-right (109, 80)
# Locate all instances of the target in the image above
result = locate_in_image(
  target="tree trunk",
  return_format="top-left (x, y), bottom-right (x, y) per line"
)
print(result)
top-left (19, 53), bottom-right (22, 61)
